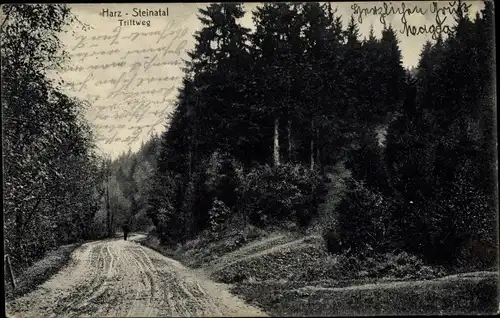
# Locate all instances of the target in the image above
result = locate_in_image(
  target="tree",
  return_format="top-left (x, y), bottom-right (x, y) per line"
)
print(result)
top-left (251, 3), bottom-right (306, 167)
top-left (383, 1), bottom-right (496, 265)
top-left (2, 4), bottom-right (102, 266)
top-left (187, 3), bottom-right (252, 162)
top-left (300, 3), bottom-right (333, 170)
top-left (151, 3), bottom-right (253, 241)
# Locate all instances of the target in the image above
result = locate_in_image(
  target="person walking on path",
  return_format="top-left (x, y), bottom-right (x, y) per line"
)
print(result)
top-left (122, 224), bottom-right (130, 240)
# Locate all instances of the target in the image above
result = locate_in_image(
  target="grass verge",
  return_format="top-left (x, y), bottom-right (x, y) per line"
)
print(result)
top-left (137, 224), bottom-right (272, 268)
top-left (4, 242), bottom-right (82, 301)
top-left (231, 272), bottom-right (499, 316)
top-left (138, 230), bottom-right (499, 316)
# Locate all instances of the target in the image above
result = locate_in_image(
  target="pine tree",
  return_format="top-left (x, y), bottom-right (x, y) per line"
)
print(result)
top-left (299, 2), bottom-right (339, 170)
top-left (384, 1), bottom-right (496, 264)
top-left (251, 3), bottom-right (299, 167)
top-left (152, 3), bottom-right (252, 240)
top-left (187, 3), bottom-right (251, 161)
top-left (379, 25), bottom-right (405, 112)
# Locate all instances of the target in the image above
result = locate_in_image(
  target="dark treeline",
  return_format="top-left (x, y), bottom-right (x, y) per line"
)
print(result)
top-left (2, 4), bottom-right (106, 268)
top-left (128, 1), bottom-right (496, 269)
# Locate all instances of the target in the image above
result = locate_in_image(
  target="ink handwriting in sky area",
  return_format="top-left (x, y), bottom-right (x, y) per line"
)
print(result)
top-left (351, 1), bottom-right (474, 40)
top-left (58, 2), bottom-right (483, 158)
top-left (58, 4), bottom-right (193, 157)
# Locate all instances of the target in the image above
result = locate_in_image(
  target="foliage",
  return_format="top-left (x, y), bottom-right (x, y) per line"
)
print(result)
top-left (138, 1), bottom-right (496, 273)
top-left (241, 164), bottom-right (323, 227)
top-left (209, 199), bottom-right (232, 235)
top-left (145, 172), bottom-right (178, 244)
top-left (2, 4), bottom-right (104, 268)
top-left (330, 1), bottom-right (497, 269)
top-left (335, 251), bottom-right (446, 280)
top-left (102, 137), bottom-right (160, 236)
top-left (335, 179), bottom-right (398, 254)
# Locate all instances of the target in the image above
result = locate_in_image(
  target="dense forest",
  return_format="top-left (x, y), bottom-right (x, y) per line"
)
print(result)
top-left (105, 1), bottom-right (497, 270)
top-left (2, 1), bottom-right (496, 276)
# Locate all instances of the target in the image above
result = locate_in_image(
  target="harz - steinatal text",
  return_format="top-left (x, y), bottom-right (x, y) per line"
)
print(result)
top-left (100, 8), bottom-right (169, 28)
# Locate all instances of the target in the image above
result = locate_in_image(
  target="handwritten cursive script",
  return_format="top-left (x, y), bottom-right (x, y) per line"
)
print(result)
top-left (351, 1), bottom-right (473, 40)
top-left (59, 7), bottom-right (191, 155)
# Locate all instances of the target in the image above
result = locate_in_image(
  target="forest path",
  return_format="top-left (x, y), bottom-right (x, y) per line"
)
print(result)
top-left (5, 234), bottom-right (267, 318)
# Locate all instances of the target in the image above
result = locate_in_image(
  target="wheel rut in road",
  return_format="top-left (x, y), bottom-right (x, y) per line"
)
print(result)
top-left (6, 235), bottom-right (267, 318)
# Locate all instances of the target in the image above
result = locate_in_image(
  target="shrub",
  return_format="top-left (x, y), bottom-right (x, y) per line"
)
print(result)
top-left (323, 230), bottom-right (346, 254)
top-left (316, 170), bottom-right (345, 235)
top-left (145, 173), bottom-right (180, 244)
top-left (240, 163), bottom-right (323, 227)
top-left (209, 198), bottom-right (232, 235)
top-left (190, 151), bottom-right (243, 234)
top-left (205, 151), bottom-right (242, 210)
top-left (335, 251), bottom-right (446, 280)
top-left (386, 153), bottom-right (497, 267)
top-left (335, 178), bottom-right (398, 254)
top-left (345, 130), bottom-right (390, 194)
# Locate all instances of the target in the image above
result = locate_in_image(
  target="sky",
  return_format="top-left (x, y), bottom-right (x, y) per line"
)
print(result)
top-left (53, 1), bottom-right (484, 158)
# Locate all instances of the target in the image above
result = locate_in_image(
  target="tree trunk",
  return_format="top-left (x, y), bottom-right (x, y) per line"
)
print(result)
top-left (193, 112), bottom-right (198, 179)
top-left (273, 116), bottom-right (280, 167)
top-left (188, 148), bottom-right (192, 180)
top-left (106, 183), bottom-right (110, 236)
top-left (106, 178), bottom-right (113, 238)
top-left (310, 119), bottom-right (314, 171)
top-left (110, 207), bottom-right (114, 237)
top-left (316, 127), bottom-right (320, 168)
top-left (287, 118), bottom-right (292, 162)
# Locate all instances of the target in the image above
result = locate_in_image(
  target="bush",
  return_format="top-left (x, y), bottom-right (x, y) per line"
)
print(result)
top-left (316, 168), bottom-right (347, 236)
top-left (335, 178), bottom-right (398, 254)
top-left (335, 251), bottom-right (446, 280)
top-left (346, 130), bottom-right (390, 193)
top-left (208, 198), bottom-right (232, 235)
top-left (188, 151), bottom-right (243, 234)
top-left (337, 151), bottom-right (497, 268)
top-left (145, 173), bottom-right (180, 244)
top-left (241, 163), bottom-right (323, 227)
top-left (205, 151), bottom-right (242, 209)
top-left (323, 230), bottom-right (346, 254)
top-left (385, 153), bottom-right (496, 267)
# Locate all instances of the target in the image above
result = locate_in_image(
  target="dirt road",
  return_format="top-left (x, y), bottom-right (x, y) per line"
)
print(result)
top-left (5, 234), bottom-right (267, 317)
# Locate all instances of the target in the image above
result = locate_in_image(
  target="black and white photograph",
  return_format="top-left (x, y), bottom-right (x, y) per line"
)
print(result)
top-left (2, 1), bottom-right (498, 317)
